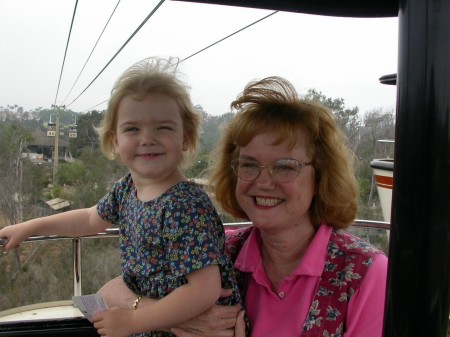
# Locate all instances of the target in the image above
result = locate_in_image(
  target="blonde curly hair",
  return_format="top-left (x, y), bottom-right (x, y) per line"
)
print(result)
top-left (96, 57), bottom-right (200, 167)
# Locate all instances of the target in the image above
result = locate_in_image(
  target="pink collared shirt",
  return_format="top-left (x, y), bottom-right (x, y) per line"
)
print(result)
top-left (234, 225), bottom-right (388, 337)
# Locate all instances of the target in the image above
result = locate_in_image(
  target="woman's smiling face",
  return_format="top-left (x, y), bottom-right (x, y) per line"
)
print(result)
top-left (235, 130), bottom-right (316, 231)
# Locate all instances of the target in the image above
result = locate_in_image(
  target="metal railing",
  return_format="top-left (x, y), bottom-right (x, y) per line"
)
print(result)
top-left (0, 220), bottom-right (390, 297)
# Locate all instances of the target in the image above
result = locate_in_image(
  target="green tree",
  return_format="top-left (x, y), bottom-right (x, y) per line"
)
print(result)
top-left (68, 110), bottom-right (104, 158)
top-left (359, 108), bottom-right (395, 213)
top-left (0, 122), bottom-right (33, 225)
top-left (363, 108), bottom-right (396, 157)
top-left (184, 153), bottom-right (209, 178)
top-left (0, 122), bottom-right (37, 298)
top-left (68, 148), bottom-right (127, 208)
top-left (199, 109), bottom-right (234, 153)
top-left (304, 89), bottom-right (361, 151)
top-left (37, 107), bottom-right (79, 128)
top-left (302, 89), bottom-right (393, 221)
top-left (57, 161), bottom-right (86, 185)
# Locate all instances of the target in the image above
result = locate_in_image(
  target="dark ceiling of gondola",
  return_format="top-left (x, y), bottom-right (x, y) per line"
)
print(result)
top-left (174, 0), bottom-right (399, 17)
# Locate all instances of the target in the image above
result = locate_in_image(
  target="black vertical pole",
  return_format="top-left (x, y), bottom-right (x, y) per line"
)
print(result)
top-left (384, 0), bottom-right (450, 336)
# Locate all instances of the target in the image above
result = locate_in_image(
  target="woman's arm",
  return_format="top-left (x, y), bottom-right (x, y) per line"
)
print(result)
top-left (97, 276), bottom-right (141, 309)
top-left (0, 205), bottom-right (110, 251)
top-left (171, 306), bottom-right (245, 337)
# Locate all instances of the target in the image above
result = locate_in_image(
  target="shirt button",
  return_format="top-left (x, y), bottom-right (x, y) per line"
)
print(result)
top-left (279, 291), bottom-right (285, 299)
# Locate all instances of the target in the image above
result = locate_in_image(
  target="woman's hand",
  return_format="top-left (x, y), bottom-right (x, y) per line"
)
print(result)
top-left (170, 289), bottom-right (242, 337)
top-left (234, 310), bottom-right (246, 337)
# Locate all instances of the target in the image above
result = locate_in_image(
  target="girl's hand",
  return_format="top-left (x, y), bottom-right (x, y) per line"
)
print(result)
top-left (92, 307), bottom-right (134, 337)
top-left (0, 224), bottom-right (31, 251)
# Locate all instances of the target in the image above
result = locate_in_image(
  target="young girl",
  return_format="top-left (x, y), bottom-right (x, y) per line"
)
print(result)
top-left (0, 57), bottom-right (242, 337)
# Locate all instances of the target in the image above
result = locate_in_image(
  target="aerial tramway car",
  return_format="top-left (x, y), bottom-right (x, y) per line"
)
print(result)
top-left (0, 0), bottom-right (448, 336)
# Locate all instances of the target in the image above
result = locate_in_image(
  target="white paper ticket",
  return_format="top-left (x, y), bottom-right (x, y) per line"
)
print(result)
top-left (73, 293), bottom-right (108, 322)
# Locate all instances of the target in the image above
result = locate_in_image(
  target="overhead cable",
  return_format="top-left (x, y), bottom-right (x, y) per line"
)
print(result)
top-left (66, 0), bottom-right (166, 108)
top-left (62, 0), bottom-right (122, 106)
top-left (181, 10), bottom-right (278, 63)
top-left (82, 99), bottom-right (109, 113)
top-left (53, 0), bottom-right (79, 108)
top-left (84, 9), bottom-right (278, 112)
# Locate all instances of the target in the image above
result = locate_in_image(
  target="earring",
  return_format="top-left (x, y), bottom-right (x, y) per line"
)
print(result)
top-left (112, 148), bottom-right (119, 160)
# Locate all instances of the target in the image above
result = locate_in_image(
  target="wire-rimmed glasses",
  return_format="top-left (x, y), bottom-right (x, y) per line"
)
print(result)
top-left (231, 158), bottom-right (313, 183)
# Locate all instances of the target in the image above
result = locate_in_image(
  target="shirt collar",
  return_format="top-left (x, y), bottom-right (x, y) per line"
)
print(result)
top-left (234, 224), bottom-right (332, 277)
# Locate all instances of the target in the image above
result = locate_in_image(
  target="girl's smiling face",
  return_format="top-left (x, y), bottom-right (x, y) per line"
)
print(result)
top-left (113, 92), bottom-right (186, 188)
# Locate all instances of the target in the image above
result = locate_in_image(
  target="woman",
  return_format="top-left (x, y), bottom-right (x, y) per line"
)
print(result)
top-left (100, 76), bottom-right (388, 337)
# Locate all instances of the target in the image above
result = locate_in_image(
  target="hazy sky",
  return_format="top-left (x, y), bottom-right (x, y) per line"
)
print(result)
top-left (0, 0), bottom-right (398, 116)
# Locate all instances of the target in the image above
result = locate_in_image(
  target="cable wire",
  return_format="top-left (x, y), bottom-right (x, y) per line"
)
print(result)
top-left (82, 99), bottom-right (109, 113)
top-left (83, 9), bottom-right (278, 112)
top-left (181, 10), bottom-right (278, 63)
top-left (62, 0), bottom-right (122, 105)
top-left (53, 0), bottom-right (79, 107)
top-left (66, 0), bottom-right (166, 108)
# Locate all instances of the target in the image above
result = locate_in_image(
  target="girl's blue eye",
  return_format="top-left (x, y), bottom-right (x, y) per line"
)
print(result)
top-left (125, 127), bottom-right (139, 132)
top-left (158, 125), bottom-right (173, 131)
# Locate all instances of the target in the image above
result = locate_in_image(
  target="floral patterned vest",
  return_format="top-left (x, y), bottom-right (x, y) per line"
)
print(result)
top-left (225, 226), bottom-right (382, 337)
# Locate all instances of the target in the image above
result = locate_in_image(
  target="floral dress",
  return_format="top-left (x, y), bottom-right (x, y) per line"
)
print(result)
top-left (97, 174), bottom-right (242, 337)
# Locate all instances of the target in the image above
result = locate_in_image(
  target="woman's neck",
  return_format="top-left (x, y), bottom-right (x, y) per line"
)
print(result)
top-left (260, 223), bottom-right (316, 291)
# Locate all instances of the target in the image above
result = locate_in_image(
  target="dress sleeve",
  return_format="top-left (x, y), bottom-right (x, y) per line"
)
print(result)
top-left (97, 176), bottom-right (127, 224)
top-left (162, 195), bottom-right (224, 277)
top-left (224, 227), bottom-right (253, 263)
top-left (345, 253), bottom-right (388, 337)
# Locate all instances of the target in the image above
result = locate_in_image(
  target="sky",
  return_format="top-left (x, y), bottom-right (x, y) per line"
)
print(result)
top-left (0, 0), bottom-right (398, 117)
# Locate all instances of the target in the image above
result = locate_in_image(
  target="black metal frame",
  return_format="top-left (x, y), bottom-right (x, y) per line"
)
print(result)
top-left (175, 0), bottom-right (398, 17)
top-left (0, 318), bottom-right (99, 337)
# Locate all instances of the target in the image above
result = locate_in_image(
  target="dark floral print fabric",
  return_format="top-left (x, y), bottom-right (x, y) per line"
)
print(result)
top-left (301, 230), bottom-right (382, 336)
top-left (97, 174), bottom-right (241, 337)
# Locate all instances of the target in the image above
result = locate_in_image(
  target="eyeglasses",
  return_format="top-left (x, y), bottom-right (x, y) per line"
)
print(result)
top-left (231, 158), bottom-right (313, 183)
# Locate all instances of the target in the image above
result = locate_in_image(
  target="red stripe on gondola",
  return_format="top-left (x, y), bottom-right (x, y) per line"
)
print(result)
top-left (375, 175), bottom-right (393, 189)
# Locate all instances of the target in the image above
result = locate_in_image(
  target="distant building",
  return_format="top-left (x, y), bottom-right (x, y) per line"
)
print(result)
top-left (25, 130), bottom-right (70, 164)
top-left (45, 198), bottom-right (71, 211)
